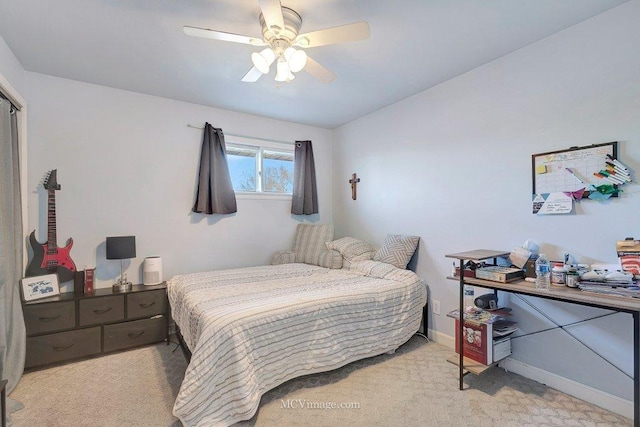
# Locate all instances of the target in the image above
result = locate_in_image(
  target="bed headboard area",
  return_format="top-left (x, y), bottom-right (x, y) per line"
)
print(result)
top-left (272, 224), bottom-right (420, 272)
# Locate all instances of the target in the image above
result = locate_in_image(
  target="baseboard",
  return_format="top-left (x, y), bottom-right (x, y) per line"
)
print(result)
top-left (427, 328), bottom-right (455, 348)
top-left (428, 330), bottom-right (632, 419)
top-left (498, 357), bottom-right (632, 419)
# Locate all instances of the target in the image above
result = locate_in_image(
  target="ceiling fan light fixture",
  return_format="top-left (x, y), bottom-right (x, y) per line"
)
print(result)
top-left (289, 50), bottom-right (307, 73)
top-left (287, 48), bottom-right (307, 73)
top-left (283, 47), bottom-right (295, 61)
top-left (275, 59), bottom-right (294, 82)
top-left (251, 48), bottom-right (276, 74)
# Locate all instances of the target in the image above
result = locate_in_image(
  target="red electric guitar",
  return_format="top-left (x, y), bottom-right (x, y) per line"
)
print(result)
top-left (26, 170), bottom-right (77, 282)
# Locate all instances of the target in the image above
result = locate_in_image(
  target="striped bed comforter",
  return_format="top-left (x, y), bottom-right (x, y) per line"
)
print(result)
top-left (168, 261), bottom-right (426, 427)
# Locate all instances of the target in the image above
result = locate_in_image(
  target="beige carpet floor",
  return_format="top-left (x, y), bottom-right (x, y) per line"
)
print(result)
top-left (9, 335), bottom-right (631, 426)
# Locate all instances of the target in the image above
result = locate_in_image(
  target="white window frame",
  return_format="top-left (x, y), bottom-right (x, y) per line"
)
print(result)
top-left (226, 135), bottom-right (294, 200)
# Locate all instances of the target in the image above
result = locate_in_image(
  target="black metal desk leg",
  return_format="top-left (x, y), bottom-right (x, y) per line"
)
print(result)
top-left (458, 259), bottom-right (464, 390)
top-left (634, 312), bottom-right (639, 427)
top-left (423, 304), bottom-right (428, 336)
top-left (1, 379), bottom-right (7, 427)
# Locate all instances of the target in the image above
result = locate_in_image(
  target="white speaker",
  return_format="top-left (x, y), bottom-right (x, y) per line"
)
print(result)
top-left (143, 256), bottom-right (163, 285)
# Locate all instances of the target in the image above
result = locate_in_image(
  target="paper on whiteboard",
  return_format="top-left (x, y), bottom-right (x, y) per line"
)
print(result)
top-left (532, 192), bottom-right (573, 215)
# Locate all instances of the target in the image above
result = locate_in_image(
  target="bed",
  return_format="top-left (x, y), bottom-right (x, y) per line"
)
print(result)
top-left (168, 231), bottom-right (427, 426)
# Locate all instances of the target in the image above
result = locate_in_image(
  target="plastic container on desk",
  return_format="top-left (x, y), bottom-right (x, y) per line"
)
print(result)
top-left (551, 263), bottom-right (567, 286)
top-left (566, 267), bottom-right (579, 288)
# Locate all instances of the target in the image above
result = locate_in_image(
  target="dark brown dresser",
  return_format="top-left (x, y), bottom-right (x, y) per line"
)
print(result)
top-left (22, 283), bottom-right (168, 369)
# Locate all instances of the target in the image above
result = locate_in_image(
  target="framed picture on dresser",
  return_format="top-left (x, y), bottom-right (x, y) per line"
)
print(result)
top-left (21, 273), bottom-right (60, 301)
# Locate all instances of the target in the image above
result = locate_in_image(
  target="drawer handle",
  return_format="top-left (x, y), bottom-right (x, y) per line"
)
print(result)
top-left (128, 331), bottom-right (145, 338)
top-left (38, 315), bottom-right (61, 322)
top-left (139, 302), bottom-right (155, 308)
top-left (53, 344), bottom-right (74, 352)
top-left (93, 307), bottom-right (113, 315)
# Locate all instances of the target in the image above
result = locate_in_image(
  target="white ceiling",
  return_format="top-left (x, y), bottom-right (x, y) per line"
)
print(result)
top-left (0, 0), bottom-right (629, 129)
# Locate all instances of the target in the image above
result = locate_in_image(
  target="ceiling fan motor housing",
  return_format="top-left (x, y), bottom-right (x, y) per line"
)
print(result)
top-left (260, 7), bottom-right (302, 47)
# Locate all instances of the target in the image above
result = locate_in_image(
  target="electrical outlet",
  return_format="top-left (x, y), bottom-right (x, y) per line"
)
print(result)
top-left (432, 299), bottom-right (441, 315)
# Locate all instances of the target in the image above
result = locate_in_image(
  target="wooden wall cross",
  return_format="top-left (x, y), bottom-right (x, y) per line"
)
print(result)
top-left (349, 173), bottom-right (360, 200)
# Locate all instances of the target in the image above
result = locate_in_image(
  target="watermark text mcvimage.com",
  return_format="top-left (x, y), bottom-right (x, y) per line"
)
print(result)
top-left (281, 399), bottom-right (361, 410)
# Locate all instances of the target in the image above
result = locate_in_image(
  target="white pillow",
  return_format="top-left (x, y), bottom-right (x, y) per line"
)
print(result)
top-left (348, 259), bottom-right (398, 278)
top-left (326, 237), bottom-right (376, 268)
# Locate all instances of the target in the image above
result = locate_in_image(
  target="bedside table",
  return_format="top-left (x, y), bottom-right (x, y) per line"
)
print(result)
top-left (22, 283), bottom-right (168, 369)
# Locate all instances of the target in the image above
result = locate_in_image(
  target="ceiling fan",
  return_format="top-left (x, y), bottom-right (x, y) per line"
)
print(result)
top-left (183, 0), bottom-right (370, 84)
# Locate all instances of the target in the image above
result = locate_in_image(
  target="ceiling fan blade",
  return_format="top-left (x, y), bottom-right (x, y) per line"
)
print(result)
top-left (295, 21), bottom-right (370, 48)
top-left (183, 26), bottom-right (265, 46)
top-left (241, 66), bottom-right (263, 83)
top-left (258, 0), bottom-right (285, 36)
top-left (304, 56), bottom-right (336, 84)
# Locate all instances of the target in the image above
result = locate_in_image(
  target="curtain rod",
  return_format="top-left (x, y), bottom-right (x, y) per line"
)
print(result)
top-left (187, 124), bottom-right (296, 146)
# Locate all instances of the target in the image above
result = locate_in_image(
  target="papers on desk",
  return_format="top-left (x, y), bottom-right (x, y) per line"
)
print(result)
top-left (492, 320), bottom-right (519, 338)
top-left (578, 281), bottom-right (640, 298)
top-left (447, 308), bottom-right (500, 324)
top-left (447, 308), bottom-right (519, 338)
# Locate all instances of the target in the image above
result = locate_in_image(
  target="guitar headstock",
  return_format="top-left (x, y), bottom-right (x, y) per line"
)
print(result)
top-left (43, 169), bottom-right (61, 191)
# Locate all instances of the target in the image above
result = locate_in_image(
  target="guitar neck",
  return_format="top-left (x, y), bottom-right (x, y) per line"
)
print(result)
top-left (47, 188), bottom-right (58, 253)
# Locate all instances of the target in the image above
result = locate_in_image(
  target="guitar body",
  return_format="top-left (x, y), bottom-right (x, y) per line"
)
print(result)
top-left (26, 170), bottom-right (77, 283)
top-left (26, 231), bottom-right (77, 283)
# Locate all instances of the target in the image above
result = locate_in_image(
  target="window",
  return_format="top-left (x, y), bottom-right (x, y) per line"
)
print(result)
top-left (226, 138), bottom-right (294, 195)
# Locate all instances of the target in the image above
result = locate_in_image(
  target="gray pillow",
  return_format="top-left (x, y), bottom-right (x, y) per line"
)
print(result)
top-left (373, 234), bottom-right (419, 269)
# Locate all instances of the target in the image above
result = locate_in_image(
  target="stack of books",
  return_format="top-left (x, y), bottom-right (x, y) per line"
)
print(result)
top-left (448, 308), bottom-right (518, 365)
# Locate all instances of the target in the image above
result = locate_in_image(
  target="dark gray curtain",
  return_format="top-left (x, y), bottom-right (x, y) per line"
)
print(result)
top-left (0, 98), bottom-right (26, 404)
top-left (291, 140), bottom-right (318, 215)
top-left (192, 123), bottom-right (237, 214)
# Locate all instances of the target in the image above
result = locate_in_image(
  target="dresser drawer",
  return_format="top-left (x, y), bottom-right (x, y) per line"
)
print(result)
top-left (103, 316), bottom-right (167, 353)
top-left (79, 295), bottom-right (124, 326)
top-left (23, 301), bottom-right (75, 335)
top-left (127, 289), bottom-right (167, 319)
top-left (25, 327), bottom-right (101, 368)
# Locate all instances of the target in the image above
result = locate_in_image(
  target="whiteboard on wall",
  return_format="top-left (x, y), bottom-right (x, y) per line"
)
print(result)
top-left (532, 142), bottom-right (618, 195)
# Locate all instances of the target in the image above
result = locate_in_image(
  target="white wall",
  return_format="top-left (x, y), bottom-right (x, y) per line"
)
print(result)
top-left (333, 0), bottom-right (640, 408)
top-left (24, 73), bottom-right (333, 290)
top-left (0, 35), bottom-right (26, 97)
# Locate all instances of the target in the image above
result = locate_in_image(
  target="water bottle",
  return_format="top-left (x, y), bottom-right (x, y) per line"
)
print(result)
top-left (535, 253), bottom-right (551, 290)
top-left (463, 284), bottom-right (475, 310)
